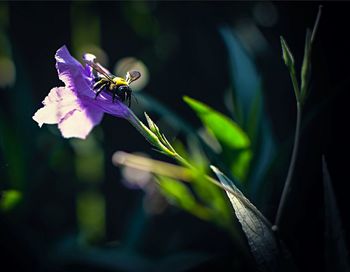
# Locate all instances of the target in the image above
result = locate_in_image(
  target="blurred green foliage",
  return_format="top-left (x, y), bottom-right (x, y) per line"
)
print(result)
top-left (0, 189), bottom-right (21, 211)
top-left (0, 2), bottom-right (344, 272)
top-left (157, 176), bottom-right (211, 221)
top-left (77, 190), bottom-right (105, 243)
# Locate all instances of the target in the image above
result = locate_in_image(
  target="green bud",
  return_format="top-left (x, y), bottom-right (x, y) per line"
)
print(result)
top-left (142, 112), bottom-right (176, 156)
top-left (144, 112), bottom-right (158, 134)
top-left (280, 36), bottom-right (300, 101)
top-left (300, 29), bottom-right (312, 103)
top-left (280, 36), bottom-right (295, 69)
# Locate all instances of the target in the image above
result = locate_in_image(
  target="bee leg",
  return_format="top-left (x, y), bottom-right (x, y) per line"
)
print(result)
top-left (112, 91), bottom-right (117, 103)
top-left (127, 91), bottom-right (132, 107)
top-left (93, 80), bottom-right (105, 90)
top-left (94, 85), bottom-right (105, 99)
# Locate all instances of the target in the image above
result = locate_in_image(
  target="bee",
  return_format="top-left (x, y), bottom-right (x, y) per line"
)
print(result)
top-left (84, 58), bottom-right (141, 107)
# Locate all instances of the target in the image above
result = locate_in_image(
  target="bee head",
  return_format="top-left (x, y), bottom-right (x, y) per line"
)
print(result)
top-left (118, 85), bottom-right (131, 93)
top-left (117, 85), bottom-right (133, 106)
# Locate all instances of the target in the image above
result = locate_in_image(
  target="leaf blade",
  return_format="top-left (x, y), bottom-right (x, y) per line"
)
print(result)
top-left (323, 157), bottom-right (350, 272)
top-left (183, 96), bottom-right (250, 150)
top-left (211, 166), bottom-right (280, 271)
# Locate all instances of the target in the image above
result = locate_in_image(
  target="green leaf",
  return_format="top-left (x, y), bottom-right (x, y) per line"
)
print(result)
top-left (184, 96), bottom-right (252, 182)
top-left (174, 138), bottom-right (234, 229)
top-left (211, 166), bottom-right (293, 271)
top-left (219, 26), bottom-right (262, 127)
top-left (219, 27), bottom-right (276, 189)
top-left (323, 157), bottom-right (350, 272)
top-left (183, 96), bottom-right (250, 150)
top-left (157, 176), bottom-right (211, 220)
top-left (248, 122), bottom-right (275, 198)
top-left (230, 149), bottom-right (252, 181)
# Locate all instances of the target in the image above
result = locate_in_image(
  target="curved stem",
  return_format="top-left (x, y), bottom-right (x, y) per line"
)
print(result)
top-left (290, 68), bottom-right (301, 101)
top-left (174, 153), bottom-right (272, 228)
top-left (274, 101), bottom-right (302, 229)
top-left (125, 110), bottom-right (273, 228)
top-left (126, 111), bottom-right (175, 157)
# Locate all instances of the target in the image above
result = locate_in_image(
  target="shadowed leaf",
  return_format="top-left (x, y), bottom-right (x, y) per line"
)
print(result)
top-left (323, 157), bottom-right (350, 272)
top-left (211, 166), bottom-right (282, 272)
top-left (219, 26), bottom-right (276, 194)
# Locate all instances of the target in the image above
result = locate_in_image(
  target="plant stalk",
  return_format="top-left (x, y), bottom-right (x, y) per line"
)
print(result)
top-left (274, 101), bottom-right (302, 229)
top-left (125, 110), bottom-right (273, 228)
top-left (173, 153), bottom-right (272, 228)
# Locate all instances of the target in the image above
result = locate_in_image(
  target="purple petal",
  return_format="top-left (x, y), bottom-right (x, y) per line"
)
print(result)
top-left (34, 45), bottom-right (134, 140)
top-left (82, 53), bottom-right (96, 62)
top-left (58, 106), bottom-right (103, 139)
top-left (82, 53), bottom-right (95, 77)
top-left (82, 94), bottom-right (131, 119)
top-left (32, 87), bottom-right (79, 127)
top-left (82, 52), bottom-right (112, 76)
top-left (55, 46), bottom-right (131, 119)
top-left (55, 45), bottom-right (95, 98)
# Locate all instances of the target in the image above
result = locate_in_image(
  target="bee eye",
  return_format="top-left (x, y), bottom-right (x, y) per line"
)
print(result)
top-left (118, 85), bottom-right (130, 92)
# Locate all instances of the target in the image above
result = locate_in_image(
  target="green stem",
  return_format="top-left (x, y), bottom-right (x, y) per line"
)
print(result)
top-left (126, 110), bottom-right (272, 228)
top-left (274, 101), bottom-right (302, 229)
top-left (311, 5), bottom-right (322, 44)
top-left (126, 110), bottom-right (156, 144)
top-left (126, 110), bottom-right (175, 157)
top-left (290, 68), bottom-right (301, 102)
top-left (173, 152), bottom-right (272, 228)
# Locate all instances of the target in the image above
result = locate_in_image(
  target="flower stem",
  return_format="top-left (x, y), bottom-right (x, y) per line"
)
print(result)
top-left (290, 68), bottom-right (301, 102)
top-left (126, 110), bottom-right (175, 157)
top-left (125, 110), bottom-right (272, 228)
top-left (173, 152), bottom-right (272, 228)
top-left (274, 101), bottom-right (302, 229)
top-left (126, 110), bottom-right (157, 144)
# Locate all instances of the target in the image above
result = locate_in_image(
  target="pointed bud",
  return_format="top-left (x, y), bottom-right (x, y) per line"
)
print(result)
top-left (300, 29), bottom-right (312, 102)
top-left (280, 36), bottom-right (300, 101)
top-left (280, 36), bottom-right (295, 69)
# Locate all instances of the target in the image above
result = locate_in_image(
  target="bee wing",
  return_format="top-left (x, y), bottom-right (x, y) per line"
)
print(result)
top-left (83, 56), bottom-right (115, 83)
top-left (126, 71), bottom-right (141, 84)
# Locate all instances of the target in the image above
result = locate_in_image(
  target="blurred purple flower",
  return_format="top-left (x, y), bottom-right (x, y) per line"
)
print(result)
top-left (32, 45), bottom-right (131, 139)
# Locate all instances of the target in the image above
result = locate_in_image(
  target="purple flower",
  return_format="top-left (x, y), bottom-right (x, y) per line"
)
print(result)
top-left (32, 45), bottom-right (131, 139)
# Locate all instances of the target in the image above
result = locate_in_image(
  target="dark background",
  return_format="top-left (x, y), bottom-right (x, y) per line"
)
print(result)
top-left (0, 2), bottom-right (349, 271)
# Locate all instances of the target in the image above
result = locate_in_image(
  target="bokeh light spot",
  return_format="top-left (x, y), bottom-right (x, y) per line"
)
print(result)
top-left (114, 57), bottom-right (149, 91)
top-left (118, 152), bottom-right (152, 189)
top-left (77, 44), bottom-right (108, 67)
top-left (253, 2), bottom-right (278, 28)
